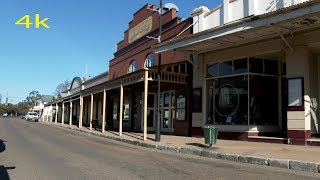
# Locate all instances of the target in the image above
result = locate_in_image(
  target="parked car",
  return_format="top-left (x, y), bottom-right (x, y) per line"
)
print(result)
top-left (2, 113), bottom-right (8, 117)
top-left (25, 112), bottom-right (39, 121)
top-left (21, 113), bottom-right (27, 119)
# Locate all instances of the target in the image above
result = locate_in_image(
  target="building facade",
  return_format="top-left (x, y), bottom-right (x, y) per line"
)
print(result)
top-left (45, 3), bottom-right (193, 139)
top-left (156, 0), bottom-right (320, 145)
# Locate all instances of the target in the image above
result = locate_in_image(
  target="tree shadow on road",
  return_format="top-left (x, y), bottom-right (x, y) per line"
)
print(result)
top-left (0, 166), bottom-right (15, 180)
top-left (0, 140), bottom-right (16, 180)
top-left (0, 139), bottom-right (6, 153)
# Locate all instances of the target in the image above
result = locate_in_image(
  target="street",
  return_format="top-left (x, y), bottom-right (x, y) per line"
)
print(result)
top-left (0, 117), bottom-right (319, 180)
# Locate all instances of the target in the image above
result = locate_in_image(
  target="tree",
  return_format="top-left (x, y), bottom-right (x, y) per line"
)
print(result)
top-left (26, 90), bottom-right (41, 106)
top-left (54, 80), bottom-right (71, 96)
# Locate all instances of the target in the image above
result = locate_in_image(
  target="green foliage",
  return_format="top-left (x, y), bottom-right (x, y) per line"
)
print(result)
top-left (54, 80), bottom-right (71, 96)
top-left (0, 90), bottom-right (42, 115)
top-left (26, 90), bottom-right (41, 107)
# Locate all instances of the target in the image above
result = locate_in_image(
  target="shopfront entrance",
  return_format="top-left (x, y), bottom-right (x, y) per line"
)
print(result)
top-left (146, 91), bottom-right (175, 133)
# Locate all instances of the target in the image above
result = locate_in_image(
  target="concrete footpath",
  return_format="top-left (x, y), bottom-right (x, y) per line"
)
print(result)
top-left (42, 122), bottom-right (320, 173)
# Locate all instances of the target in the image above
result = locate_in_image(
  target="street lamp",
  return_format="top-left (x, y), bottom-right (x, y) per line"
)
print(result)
top-left (147, 0), bottom-right (163, 142)
top-left (156, 0), bottom-right (163, 142)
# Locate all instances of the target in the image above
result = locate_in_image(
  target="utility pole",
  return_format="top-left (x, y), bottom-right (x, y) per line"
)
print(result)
top-left (6, 92), bottom-right (8, 105)
top-left (146, 0), bottom-right (163, 142)
top-left (155, 0), bottom-right (163, 142)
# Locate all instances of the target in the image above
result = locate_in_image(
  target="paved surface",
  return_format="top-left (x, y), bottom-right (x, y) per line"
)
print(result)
top-left (1, 117), bottom-right (319, 180)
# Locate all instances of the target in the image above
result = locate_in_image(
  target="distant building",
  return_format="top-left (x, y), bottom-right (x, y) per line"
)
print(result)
top-left (46, 3), bottom-right (193, 138)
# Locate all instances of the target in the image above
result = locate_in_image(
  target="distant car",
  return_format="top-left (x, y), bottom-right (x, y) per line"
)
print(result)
top-left (21, 114), bottom-right (27, 119)
top-left (25, 112), bottom-right (39, 121)
top-left (2, 113), bottom-right (8, 117)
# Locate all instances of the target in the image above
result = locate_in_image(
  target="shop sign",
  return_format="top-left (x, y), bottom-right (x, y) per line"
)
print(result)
top-left (215, 84), bottom-right (239, 117)
top-left (128, 16), bottom-right (152, 44)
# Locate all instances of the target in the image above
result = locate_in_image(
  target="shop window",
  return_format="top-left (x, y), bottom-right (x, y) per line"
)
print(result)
top-left (207, 63), bottom-right (218, 77)
top-left (113, 101), bottom-right (118, 121)
top-left (171, 92), bottom-right (175, 106)
top-left (233, 58), bottom-right (248, 74)
top-left (207, 76), bottom-right (248, 125)
top-left (264, 59), bottom-right (278, 75)
top-left (164, 93), bottom-right (170, 107)
top-left (219, 61), bottom-right (233, 76)
top-left (123, 97), bottom-right (130, 123)
top-left (144, 54), bottom-right (155, 68)
top-left (128, 60), bottom-right (137, 73)
top-left (249, 58), bottom-right (263, 73)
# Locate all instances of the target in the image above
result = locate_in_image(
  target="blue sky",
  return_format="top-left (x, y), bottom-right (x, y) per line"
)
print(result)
top-left (0, 0), bottom-right (222, 104)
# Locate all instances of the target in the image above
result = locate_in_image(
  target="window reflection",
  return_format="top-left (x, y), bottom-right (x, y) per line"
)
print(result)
top-left (207, 63), bottom-right (218, 77)
top-left (219, 61), bottom-right (233, 76)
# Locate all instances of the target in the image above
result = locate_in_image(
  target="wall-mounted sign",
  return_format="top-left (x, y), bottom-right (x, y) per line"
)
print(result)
top-left (128, 16), bottom-right (152, 44)
top-left (288, 77), bottom-right (304, 111)
top-left (176, 95), bottom-right (185, 121)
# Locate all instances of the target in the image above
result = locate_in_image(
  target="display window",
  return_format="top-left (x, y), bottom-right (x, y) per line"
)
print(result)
top-left (206, 57), bottom-right (279, 126)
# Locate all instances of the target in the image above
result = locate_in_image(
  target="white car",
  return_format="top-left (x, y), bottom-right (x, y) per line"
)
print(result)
top-left (2, 113), bottom-right (8, 117)
top-left (25, 112), bottom-right (39, 121)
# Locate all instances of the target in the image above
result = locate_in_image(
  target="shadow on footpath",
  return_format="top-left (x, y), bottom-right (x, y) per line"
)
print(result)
top-left (0, 140), bottom-right (16, 180)
top-left (186, 143), bottom-right (219, 149)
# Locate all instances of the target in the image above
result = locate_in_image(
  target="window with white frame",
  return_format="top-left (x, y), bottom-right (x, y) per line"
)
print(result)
top-left (128, 60), bottom-right (137, 73)
top-left (144, 54), bottom-right (155, 68)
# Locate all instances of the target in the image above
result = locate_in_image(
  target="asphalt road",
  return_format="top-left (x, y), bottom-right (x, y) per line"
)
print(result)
top-left (0, 117), bottom-right (319, 180)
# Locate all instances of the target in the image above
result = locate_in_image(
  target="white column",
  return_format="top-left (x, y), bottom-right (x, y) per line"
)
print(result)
top-left (119, 81), bottom-right (123, 136)
top-left (46, 110), bottom-right (49, 122)
top-left (143, 70), bottom-right (148, 141)
top-left (90, 93), bottom-right (94, 131)
top-left (50, 105), bottom-right (53, 122)
top-left (55, 103), bottom-right (58, 123)
top-left (39, 109), bottom-right (45, 122)
top-left (102, 89), bottom-right (106, 133)
top-left (62, 102), bottom-right (65, 125)
top-left (79, 96), bottom-right (83, 128)
top-left (69, 101), bottom-right (73, 126)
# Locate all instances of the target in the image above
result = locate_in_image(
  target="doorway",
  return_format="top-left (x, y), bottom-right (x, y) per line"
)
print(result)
top-left (145, 91), bottom-right (175, 133)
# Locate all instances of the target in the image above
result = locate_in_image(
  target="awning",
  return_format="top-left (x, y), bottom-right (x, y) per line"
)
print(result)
top-left (155, 1), bottom-right (320, 54)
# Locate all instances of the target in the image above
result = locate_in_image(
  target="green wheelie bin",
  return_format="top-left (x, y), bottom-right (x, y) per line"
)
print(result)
top-left (203, 125), bottom-right (218, 147)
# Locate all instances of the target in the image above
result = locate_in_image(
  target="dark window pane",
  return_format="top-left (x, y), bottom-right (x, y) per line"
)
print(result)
top-left (219, 61), bottom-right (233, 76)
top-left (174, 65), bottom-right (179, 73)
top-left (164, 93), bottom-right (170, 107)
top-left (234, 58), bottom-right (248, 74)
top-left (147, 94), bottom-right (154, 107)
top-left (180, 64), bottom-right (186, 73)
top-left (249, 58), bottom-right (263, 73)
top-left (166, 66), bottom-right (172, 72)
top-left (207, 64), bottom-right (218, 77)
top-left (264, 59), bottom-right (278, 75)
